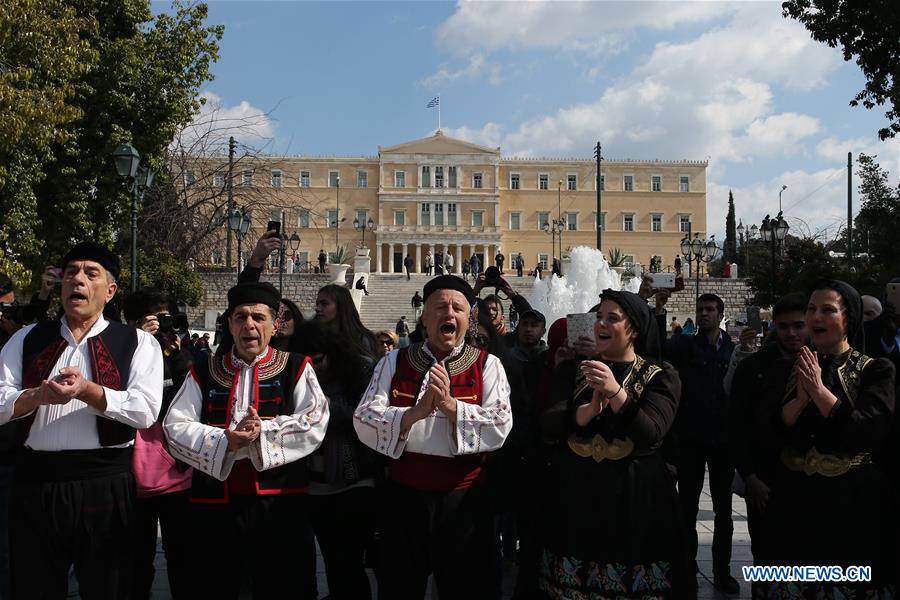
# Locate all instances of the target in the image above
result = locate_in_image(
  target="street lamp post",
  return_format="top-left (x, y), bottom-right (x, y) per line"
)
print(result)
top-left (112, 143), bottom-right (155, 291)
top-left (227, 207), bottom-right (252, 284)
top-left (353, 216), bottom-right (376, 250)
top-left (759, 211), bottom-right (790, 303)
top-left (335, 176), bottom-right (340, 257)
top-left (779, 184), bottom-right (787, 213)
top-left (542, 218), bottom-right (566, 276)
top-left (278, 231), bottom-right (301, 294)
top-left (557, 179), bottom-right (563, 260)
top-left (680, 232), bottom-right (719, 302)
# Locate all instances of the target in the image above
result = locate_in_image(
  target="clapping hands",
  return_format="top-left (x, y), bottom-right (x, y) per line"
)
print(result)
top-left (225, 406), bottom-right (262, 451)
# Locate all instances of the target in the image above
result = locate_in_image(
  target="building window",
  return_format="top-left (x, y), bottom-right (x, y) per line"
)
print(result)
top-left (623, 175), bottom-right (633, 191)
top-left (328, 171), bottom-right (340, 187)
top-left (297, 209), bottom-right (309, 228)
top-left (538, 211), bottom-right (550, 230)
top-left (567, 174), bottom-right (577, 191)
top-left (435, 166), bottom-right (444, 188)
top-left (509, 212), bottom-right (521, 230)
top-left (300, 170), bottom-right (310, 187)
top-left (211, 249), bottom-right (223, 264)
top-left (269, 208), bottom-right (282, 223)
top-left (393, 210), bottom-right (405, 226)
top-left (473, 172), bottom-right (483, 189)
top-left (472, 211), bottom-right (484, 227)
top-left (420, 202), bottom-right (431, 225)
top-left (242, 169), bottom-right (253, 187)
top-left (596, 212), bottom-right (606, 231)
top-left (271, 170), bottom-right (282, 188)
top-left (539, 174), bottom-right (549, 190)
top-left (679, 176), bottom-right (690, 192)
top-left (422, 165), bottom-right (431, 188)
top-left (357, 170), bottom-right (367, 188)
top-left (538, 253), bottom-right (548, 270)
top-left (651, 213), bottom-right (662, 232)
top-left (566, 213), bottom-right (577, 231)
top-left (651, 175), bottom-right (661, 192)
top-left (510, 173), bottom-right (520, 190)
top-left (448, 166), bottom-right (457, 188)
top-left (356, 210), bottom-right (369, 227)
top-left (394, 171), bottom-right (405, 188)
top-left (623, 213), bottom-right (635, 232)
top-left (434, 203), bottom-right (444, 226)
top-left (599, 174), bottom-right (605, 190)
top-left (327, 209), bottom-right (338, 228)
top-left (679, 214), bottom-right (691, 233)
top-left (447, 203), bottom-right (457, 226)
top-left (185, 171), bottom-right (196, 186)
top-left (213, 172), bottom-right (225, 187)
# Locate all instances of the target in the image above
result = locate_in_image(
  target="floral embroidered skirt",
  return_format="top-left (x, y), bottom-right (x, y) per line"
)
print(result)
top-left (537, 548), bottom-right (675, 599)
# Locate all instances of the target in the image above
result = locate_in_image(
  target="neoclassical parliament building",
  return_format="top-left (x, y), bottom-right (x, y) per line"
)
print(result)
top-left (197, 131), bottom-right (707, 274)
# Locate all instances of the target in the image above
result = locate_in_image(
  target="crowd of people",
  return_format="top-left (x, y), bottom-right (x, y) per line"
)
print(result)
top-left (0, 232), bottom-right (897, 600)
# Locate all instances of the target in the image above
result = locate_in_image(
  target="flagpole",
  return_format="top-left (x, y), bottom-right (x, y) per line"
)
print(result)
top-left (438, 94), bottom-right (441, 131)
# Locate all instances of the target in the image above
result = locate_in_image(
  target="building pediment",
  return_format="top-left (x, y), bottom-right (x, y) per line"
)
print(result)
top-left (379, 130), bottom-right (500, 157)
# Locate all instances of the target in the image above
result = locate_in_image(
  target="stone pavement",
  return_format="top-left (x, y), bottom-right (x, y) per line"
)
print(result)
top-left (72, 471), bottom-right (752, 599)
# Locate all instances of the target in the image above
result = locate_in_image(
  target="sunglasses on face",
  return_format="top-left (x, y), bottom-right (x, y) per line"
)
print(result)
top-left (378, 338), bottom-right (393, 346)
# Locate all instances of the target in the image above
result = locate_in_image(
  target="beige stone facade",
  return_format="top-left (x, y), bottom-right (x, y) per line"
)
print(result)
top-left (191, 131), bottom-right (707, 274)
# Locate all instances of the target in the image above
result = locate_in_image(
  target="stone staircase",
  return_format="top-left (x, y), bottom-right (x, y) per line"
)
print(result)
top-left (358, 273), bottom-right (537, 332)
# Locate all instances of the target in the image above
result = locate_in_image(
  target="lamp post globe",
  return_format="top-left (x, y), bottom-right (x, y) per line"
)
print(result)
top-left (112, 144), bottom-right (140, 179)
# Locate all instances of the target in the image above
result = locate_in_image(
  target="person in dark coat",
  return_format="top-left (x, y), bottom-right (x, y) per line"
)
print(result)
top-left (538, 290), bottom-right (688, 598)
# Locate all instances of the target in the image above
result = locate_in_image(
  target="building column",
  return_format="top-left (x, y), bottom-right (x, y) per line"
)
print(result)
top-left (494, 204), bottom-right (500, 228)
top-left (455, 244), bottom-right (462, 274)
top-left (415, 243), bottom-right (422, 273)
top-left (486, 244), bottom-right (493, 268)
top-left (375, 242), bottom-right (382, 274)
top-left (402, 243), bottom-right (409, 270)
top-left (388, 244), bottom-right (395, 273)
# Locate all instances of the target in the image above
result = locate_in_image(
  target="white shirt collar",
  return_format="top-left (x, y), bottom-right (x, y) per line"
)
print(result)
top-left (60, 313), bottom-right (109, 346)
top-left (423, 339), bottom-right (465, 363)
top-left (230, 345), bottom-right (271, 369)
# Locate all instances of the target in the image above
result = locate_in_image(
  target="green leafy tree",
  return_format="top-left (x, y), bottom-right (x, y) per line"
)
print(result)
top-left (118, 245), bottom-right (202, 305)
top-left (746, 236), bottom-right (842, 307)
top-left (1, 0), bottom-right (222, 294)
top-left (725, 190), bottom-right (737, 263)
top-left (0, 0), bottom-right (96, 286)
top-left (783, 0), bottom-right (900, 140)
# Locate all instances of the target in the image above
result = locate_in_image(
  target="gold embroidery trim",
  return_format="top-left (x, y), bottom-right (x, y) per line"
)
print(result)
top-left (780, 447), bottom-right (871, 477)
top-left (567, 434), bottom-right (635, 462)
top-left (406, 342), bottom-right (481, 376)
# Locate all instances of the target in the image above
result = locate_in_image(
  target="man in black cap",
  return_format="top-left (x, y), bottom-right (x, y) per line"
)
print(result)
top-left (164, 281), bottom-right (329, 598)
top-left (0, 241), bottom-right (164, 599)
top-left (354, 274), bottom-right (512, 599)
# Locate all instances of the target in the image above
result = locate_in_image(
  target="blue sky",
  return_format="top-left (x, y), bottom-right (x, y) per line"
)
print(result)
top-left (160, 1), bottom-right (899, 241)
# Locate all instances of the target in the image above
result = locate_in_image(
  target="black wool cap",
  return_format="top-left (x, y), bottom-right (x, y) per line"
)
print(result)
top-left (423, 275), bottom-right (476, 305)
top-left (519, 309), bottom-right (546, 324)
top-left (62, 242), bottom-right (121, 280)
top-left (227, 282), bottom-right (281, 312)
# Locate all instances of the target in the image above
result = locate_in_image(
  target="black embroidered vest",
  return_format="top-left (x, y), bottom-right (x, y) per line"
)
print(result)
top-left (189, 348), bottom-right (310, 503)
top-left (19, 320), bottom-right (138, 447)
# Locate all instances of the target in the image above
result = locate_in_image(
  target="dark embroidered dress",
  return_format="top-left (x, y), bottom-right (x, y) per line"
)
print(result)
top-left (759, 349), bottom-right (897, 599)
top-left (538, 355), bottom-right (689, 599)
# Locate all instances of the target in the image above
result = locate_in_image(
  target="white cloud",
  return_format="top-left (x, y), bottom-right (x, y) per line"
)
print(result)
top-left (440, 122), bottom-right (504, 148)
top-left (420, 54), bottom-right (502, 88)
top-left (435, 1), bottom-right (733, 56)
top-left (816, 135), bottom-right (900, 178)
top-left (174, 91), bottom-right (277, 153)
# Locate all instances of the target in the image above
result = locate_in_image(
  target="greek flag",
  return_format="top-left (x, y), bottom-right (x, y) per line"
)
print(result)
top-left (426, 96), bottom-right (440, 108)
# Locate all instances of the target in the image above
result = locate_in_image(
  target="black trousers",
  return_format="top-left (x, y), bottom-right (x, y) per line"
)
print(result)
top-left (10, 471), bottom-right (135, 600)
top-left (377, 480), bottom-right (499, 600)
top-left (308, 487), bottom-right (374, 600)
top-left (132, 490), bottom-right (191, 600)
top-left (189, 494), bottom-right (316, 599)
top-left (676, 440), bottom-right (734, 575)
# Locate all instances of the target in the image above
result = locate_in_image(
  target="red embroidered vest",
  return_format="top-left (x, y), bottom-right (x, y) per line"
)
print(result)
top-left (189, 347), bottom-right (311, 503)
top-left (20, 320), bottom-right (138, 447)
top-left (387, 342), bottom-right (487, 491)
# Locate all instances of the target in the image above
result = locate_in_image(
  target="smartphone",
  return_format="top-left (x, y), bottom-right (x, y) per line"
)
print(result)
top-left (266, 220), bottom-right (281, 235)
top-left (649, 272), bottom-right (675, 289)
top-left (566, 313), bottom-right (597, 346)
top-left (886, 283), bottom-right (900, 310)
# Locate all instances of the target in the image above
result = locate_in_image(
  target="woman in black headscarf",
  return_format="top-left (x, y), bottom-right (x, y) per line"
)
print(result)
top-left (762, 279), bottom-right (897, 598)
top-left (537, 290), bottom-right (689, 599)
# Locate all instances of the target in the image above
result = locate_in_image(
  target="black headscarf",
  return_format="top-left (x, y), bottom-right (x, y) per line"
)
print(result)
top-left (809, 279), bottom-right (865, 351)
top-left (599, 289), bottom-right (662, 361)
